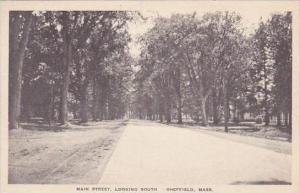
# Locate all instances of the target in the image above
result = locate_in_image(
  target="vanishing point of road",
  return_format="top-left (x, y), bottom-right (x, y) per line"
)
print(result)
top-left (99, 120), bottom-right (291, 185)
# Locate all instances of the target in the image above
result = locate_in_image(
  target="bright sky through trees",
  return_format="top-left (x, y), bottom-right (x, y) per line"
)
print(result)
top-left (128, 10), bottom-right (281, 58)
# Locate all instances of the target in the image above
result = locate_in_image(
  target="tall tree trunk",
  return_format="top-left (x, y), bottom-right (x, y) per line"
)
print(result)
top-left (284, 111), bottom-right (288, 126)
top-left (107, 76), bottom-right (112, 120)
top-left (264, 102), bottom-right (270, 126)
top-left (22, 98), bottom-right (32, 122)
top-left (60, 30), bottom-right (72, 124)
top-left (233, 100), bottom-right (240, 123)
top-left (159, 96), bottom-right (164, 122)
top-left (80, 83), bottom-right (88, 123)
top-left (174, 66), bottom-right (183, 124)
top-left (9, 12), bottom-right (33, 130)
top-left (47, 83), bottom-right (55, 125)
top-left (263, 63), bottom-right (270, 126)
top-left (21, 85), bottom-right (32, 122)
top-left (92, 78), bottom-right (99, 121)
top-left (223, 79), bottom-right (229, 132)
top-left (200, 98), bottom-right (208, 126)
top-left (164, 96), bottom-right (171, 123)
top-left (277, 111), bottom-right (281, 127)
top-left (177, 100), bottom-right (183, 124)
top-left (98, 79), bottom-right (107, 121)
top-left (212, 88), bottom-right (220, 124)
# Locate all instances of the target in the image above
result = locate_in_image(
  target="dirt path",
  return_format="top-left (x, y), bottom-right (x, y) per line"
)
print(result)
top-left (99, 120), bottom-right (291, 185)
top-left (9, 120), bottom-right (126, 184)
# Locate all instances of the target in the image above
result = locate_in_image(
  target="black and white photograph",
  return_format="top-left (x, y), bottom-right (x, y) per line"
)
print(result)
top-left (0, 1), bottom-right (299, 193)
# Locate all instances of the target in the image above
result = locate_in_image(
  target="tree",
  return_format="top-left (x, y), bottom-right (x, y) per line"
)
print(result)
top-left (22, 12), bottom-right (64, 124)
top-left (41, 11), bottom-right (134, 123)
top-left (9, 11), bottom-right (33, 129)
top-left (133, 12), bottom-right (250, 129)
top-left (58, 11), bottom-right (78, 124)
top-left (251, 12), bottom-right (292, 129)
top-left (268, 12), bottom-right (292, 129)
top-left (14, 11), bottom-right (136, 127)
top-left (252, 22), bottom-right (273, 126)
top-left (180, 12), bottom-right (246, 128)
top-left (85, 11), bottom-right (133, 122)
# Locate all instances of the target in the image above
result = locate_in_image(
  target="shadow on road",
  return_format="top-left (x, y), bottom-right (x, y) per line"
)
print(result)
top-left (231, 180), bottom-right (291, 185)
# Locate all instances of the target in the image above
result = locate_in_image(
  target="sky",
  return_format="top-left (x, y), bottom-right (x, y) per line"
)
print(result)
top-left (127, 10), bottom-right (280, 58)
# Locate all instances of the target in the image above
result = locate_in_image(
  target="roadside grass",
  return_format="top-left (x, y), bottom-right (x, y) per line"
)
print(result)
top-left (161, 120), bottom-right (291, 142)
top-left (158, 120), bottom-right (291, 155)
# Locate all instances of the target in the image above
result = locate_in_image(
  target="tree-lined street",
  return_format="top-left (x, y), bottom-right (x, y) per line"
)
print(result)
top-left (7, 10), bottom-right (292, 185)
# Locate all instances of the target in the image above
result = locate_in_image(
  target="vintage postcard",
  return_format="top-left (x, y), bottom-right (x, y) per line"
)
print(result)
top-left (0, 1), bottom-right (299, 193)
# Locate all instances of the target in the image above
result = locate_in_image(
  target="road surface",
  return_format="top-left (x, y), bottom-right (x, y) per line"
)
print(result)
top-left (99, 120), bottom-right (291, 185)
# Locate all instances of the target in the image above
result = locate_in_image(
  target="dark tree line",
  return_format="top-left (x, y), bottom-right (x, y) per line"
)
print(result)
top-left (251, 12), bottom-right (292, 128)
top-left (130, 12), bottom-right (292, 131)
top-left (9, 11), bottom-right (135, 129)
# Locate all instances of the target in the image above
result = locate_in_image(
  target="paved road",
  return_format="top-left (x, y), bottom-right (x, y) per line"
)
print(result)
top-left (99, 120), bottom-right (291, 185)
